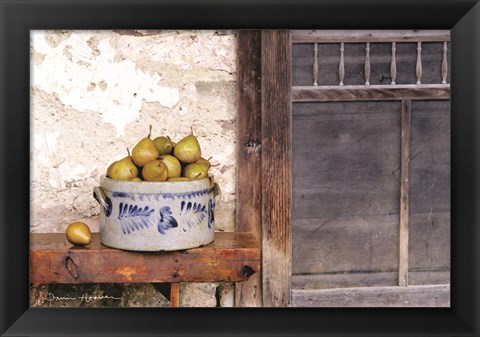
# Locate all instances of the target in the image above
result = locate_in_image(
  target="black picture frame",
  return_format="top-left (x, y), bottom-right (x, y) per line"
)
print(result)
top-left (1, 0), bottom-right (479, 336)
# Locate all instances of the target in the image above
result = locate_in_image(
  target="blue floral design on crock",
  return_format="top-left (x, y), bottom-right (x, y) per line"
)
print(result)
top-left (180, 201), bottom-right (207, 228)
top-left (138, 187), bottom-right (214, 202)
top-left (157, 206), bottom-right (178, 234)
top-left (112, 192), bottom-right (135, 201)
top-left (117, 202), bottom-right (155, 234)
top-left (208, 199), bottom-right (215, 229)
top-left (105, 196), bottom-right (113, 217)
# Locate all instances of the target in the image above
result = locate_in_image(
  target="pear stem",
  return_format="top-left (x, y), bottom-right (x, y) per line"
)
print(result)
top-left (148, 125), bottom-right (152, 139)
top-left (127, 148), bottom-right (131, 157)
top-left (190, 126), bottom-right (194, 135)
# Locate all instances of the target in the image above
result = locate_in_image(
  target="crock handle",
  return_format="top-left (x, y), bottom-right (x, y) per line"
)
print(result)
top-left (213, 183), bottom-right (221, 205)
top-left (93, 186), bottom-right (108, 211)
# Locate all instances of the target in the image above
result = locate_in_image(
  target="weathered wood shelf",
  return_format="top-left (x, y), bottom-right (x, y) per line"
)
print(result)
top-left (30, 232), bottom-right (260, 284)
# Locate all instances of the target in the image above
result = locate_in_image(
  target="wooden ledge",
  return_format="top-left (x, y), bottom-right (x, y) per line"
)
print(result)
top-left (30, 232), bottom-right (260, 284)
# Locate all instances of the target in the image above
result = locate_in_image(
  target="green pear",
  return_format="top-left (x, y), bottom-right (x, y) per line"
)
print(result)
top-left (142, 159), bottom-right (168, 182)
top-left (106, 149), bottom-right (138, 181)
top-left (132, 125), bottom-right (159, 167)
top-left (173, 128), bottom-right (201, 164)
top-left (153, 136), bottom-right (174, 155)
top-left (130, 177), bottom-right (143, 182)
top-left (183, 162), bottom-right (209, 180)
top-left (160, 155), bottom-right (182, 178)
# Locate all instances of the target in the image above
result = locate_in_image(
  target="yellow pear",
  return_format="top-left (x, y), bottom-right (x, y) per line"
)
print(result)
top-left (173, 128), bottom-right (201, 164)
top-left (106, 149), bottom-right (138, 181)
top-left (160, 155), bottom-right (182, 178)
top-left (153, 136), bottom-right (174, 155)
top-left (142, 159), bottom-right (168, 182)
top-left (183, 162), bottom-right (209, 180)
top-left (66, 222), bottom-right (92, 245)
top-left (132, 125), bottom-right (159, 167)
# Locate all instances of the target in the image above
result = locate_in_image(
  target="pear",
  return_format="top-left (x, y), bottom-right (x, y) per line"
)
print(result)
top-left (183, 162), bottom-right (209, 180)
top-left (195, 156), bottom-right (211, 167)
top-left (106, 149), bottom-right (139, 181)
top-left (132, 125), bottom-right (159, 167)
top-left (130, 177), bottom-right (143, 182)
top-left (142, 159), bottom-right (168, 182)
top-left (66, 222), bottom-right (92, 245)
top-left (195, 156), bottom-right (220, 168)
top-left (153, 136), bottom-right (174, 155)
top-left (160, 155), bottom-right (182, 178)
top-left (173, 128), bottom-right (201, 164)
top-left (167, 177), bottom-right (189, 182)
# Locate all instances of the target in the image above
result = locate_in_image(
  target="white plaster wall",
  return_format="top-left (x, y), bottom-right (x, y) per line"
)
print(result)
top-left (30, 30), bottom-right (237, 307)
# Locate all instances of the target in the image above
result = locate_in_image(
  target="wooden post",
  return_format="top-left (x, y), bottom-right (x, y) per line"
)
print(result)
top-left (399, 99), bottom-right (411, 287)
top-left (235, 30), bottom-right (263, 307)
top-left (261, 30), bottom-right (292, 307)
top-left (170, 282), bottom-right (180, 307)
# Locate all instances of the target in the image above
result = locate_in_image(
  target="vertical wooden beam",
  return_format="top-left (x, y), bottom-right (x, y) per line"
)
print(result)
top-left (170, 282), bottom-right (180, 307)
top-left (261, 30), bottom-right (292, 307)
top-left (399, 99), bottom-right (411, 287)
top-left (235, 30), bottom-right (263, 307)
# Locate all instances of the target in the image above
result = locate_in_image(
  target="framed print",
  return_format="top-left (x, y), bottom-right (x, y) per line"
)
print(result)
top-left (1, 0), bottom-right (479, 336)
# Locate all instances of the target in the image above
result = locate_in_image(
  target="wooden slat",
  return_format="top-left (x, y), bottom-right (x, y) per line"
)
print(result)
top-left (313, 43), bottom-right (318, 86)
top-left (399, 99), bottom-right (411, 287)
top-left (170, 283), bottom-right (180, 307)
top-left (261, 30), bottom-right (292, 307)
top-left (292, 284), bottom-right (450, 307)
top-left (442, 42), bottom-right (448, 84)
top-left (30, 232), bottom-right (260, 284)
top-left (291, 30), bottom-right (450, 43)
top-left (338, 42), bottom-right (345, 86)
top-left (292, 271), bottom-right (450, 289)
top-left (235, 30), bottom-right (263, 307)
top-left (391, 42), bottom-right (397, 85)
top-left (292, 84), bottom-right (450, 102)
top-left (364, 42), bottom-right (371, 85)
top-left (416, 42), bottom-right (423, 84)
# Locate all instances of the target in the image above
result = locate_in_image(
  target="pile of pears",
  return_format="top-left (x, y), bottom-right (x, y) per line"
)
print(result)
top-left (106, 126), bottom-right (215, 182)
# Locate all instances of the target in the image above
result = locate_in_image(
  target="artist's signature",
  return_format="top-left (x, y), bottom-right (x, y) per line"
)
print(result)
top-left (45, 292), bottom-right (120, 302)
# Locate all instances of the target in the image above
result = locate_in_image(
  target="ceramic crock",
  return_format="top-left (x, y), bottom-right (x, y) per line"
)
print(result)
top-left (93, 175), bottom-right (220, 251)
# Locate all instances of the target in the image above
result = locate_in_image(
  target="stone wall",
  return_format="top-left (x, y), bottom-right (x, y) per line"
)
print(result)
top-left (30, 30), bottom-right (237, 307)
